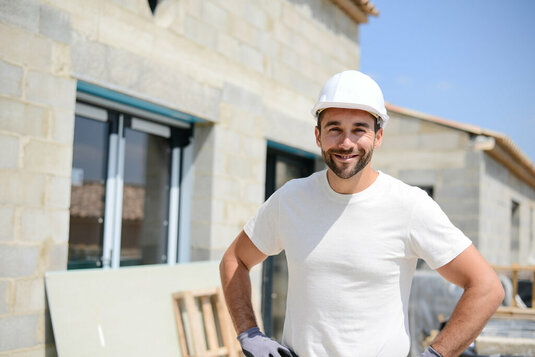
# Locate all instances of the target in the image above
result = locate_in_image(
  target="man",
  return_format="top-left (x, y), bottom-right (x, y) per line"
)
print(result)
top-left (220, 70), bottom-right (504, 357)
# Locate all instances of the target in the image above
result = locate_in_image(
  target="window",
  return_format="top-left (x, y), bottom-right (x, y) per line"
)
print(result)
top-left (68, 89), bottom-right (195, 269)
top-left (261, 142), bottom-right (316, 340)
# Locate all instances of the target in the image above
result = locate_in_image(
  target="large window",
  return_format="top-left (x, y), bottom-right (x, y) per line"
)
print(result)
top-left (261, 142), bottom-right (316, 340)
top-left (68, 95), bottom-right (194, 269)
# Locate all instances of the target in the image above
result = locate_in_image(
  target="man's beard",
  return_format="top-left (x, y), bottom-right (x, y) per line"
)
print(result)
top-left (321, 146), bottom-right (374, 179)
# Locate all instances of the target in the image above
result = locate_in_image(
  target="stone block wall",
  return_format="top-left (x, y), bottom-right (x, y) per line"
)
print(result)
top-left (0, 1), bottom-right (75, 354)
top-left (374, 112), bottom-right (482, 249)
top-left (0, 0), bottom-right (363, 354)
top-left (479, 154), bottom-right (535, 265)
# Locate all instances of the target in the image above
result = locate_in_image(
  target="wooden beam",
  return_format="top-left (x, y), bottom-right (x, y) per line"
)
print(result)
top-left (330, 0), bottom-right (368, 23)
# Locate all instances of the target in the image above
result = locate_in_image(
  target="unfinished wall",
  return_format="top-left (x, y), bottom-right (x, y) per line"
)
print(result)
top-left (479, 154), bottom-right (535, 265)
top-left (373, 112), bottom-right (482, 248)
top-left (0, 0), bottom-right (363, 354)
top-left (0, 1), bottom-right (75, 355)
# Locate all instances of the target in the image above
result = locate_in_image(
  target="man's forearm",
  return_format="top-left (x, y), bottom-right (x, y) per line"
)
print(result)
top-left (220, 253), bottom-right (258, 334)
top-left (431, 281), bottom-right (503, 357)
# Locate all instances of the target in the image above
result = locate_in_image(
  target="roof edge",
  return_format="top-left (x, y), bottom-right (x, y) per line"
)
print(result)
top-left (386, 103), bottom-right (535, 190)
top-left (330, 0), bottom-right (379, 24)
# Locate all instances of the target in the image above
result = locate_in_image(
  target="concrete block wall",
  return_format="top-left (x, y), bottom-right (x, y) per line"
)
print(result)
top-left (1, 0), bottom-right (363, 353)
top-left (0, 0), bottom-right (75, 355)
top-left (479, 154), bottom-right (535, 265)
top-left (373, 113), bottom-right (482, 249)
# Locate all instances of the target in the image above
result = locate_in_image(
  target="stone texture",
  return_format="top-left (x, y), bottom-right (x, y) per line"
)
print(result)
top-left (26, 71), bottom-right (76, 110)
top-left (0, 98), bottom-right (49, 138)
top-left (39, 4), bottom-right (71, 44)
top-left (0, 206), bottom-right (15, 241)
top-left (0, 23), bottom-right (52, 71)
top-left (8, 345), bottom-right (49, 357)
top-left (240, 43), bottom-right (264, 73)
top-left (184, 15), bottom-right (218, 49)
top-left (0, 172), bottom-right (46, 206)
top-left (23, 139), bottom-right (72, 175)
top-left (201, 1), bottom-right (228, 33)
top-left (14, 278), bottom-right (45, 313)
top-left (46, 243), bottom-right (68, 272)
top-left (0, 245), bottom-right (39, 278)
top-left (0, 0), bottom-right (40, 33)
top-left (222, 83), bottom-right (263, 117)
top-left (0, 314), bottom-right (39, 351)
top-left (0, 59), bottom-right (23, 97)
top-left (0, 280), bottom-right (11, 314)
top-left (45, 176), bottom-right (71, 209)
top-left (51, 108), bottom-right (75, 144)
top-left (20, 209), bottom-right (69, 243)
top-left (0, 134), bottom-right (19, 169)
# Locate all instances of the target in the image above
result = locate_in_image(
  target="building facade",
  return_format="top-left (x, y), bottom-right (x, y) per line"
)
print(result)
top-left (0, 0), bottom-right (377, 354)
top-left (376, 104), bottom-right (535, 266)
top-left (2, 0), bottom-right (535, 355)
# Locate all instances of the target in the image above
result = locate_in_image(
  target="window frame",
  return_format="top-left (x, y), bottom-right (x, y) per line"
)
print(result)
top-left (70, 82), bottom-right (202, 269)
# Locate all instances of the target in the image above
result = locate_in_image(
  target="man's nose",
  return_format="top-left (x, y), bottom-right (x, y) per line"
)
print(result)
top-left (338, 132), bottom-right (355, 148)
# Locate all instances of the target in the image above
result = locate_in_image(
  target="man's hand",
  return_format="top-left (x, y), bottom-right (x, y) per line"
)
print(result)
top-left (238, 327), bottom-right (296, 357)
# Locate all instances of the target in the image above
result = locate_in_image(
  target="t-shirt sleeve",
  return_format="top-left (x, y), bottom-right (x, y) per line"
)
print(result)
top-left (408, 189), bottom-right (472, 270)
top-left (243, 190), bottom-right (283, 256)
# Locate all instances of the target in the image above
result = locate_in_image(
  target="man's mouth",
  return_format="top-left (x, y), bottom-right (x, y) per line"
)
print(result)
top-left (332, 153), bottom-right (359, 161)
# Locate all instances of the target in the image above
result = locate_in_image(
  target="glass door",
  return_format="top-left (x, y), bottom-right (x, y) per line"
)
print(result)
top-left (68, 112), bottom-right (109, 269)
top-left (120, 120), bottom-right (171, 266)
top-left (262, 145), bottom-right (315, 340)
top-left (68, 101), bottom-right (192, 269)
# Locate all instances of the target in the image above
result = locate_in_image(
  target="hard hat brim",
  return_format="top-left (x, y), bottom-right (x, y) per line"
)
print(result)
top-left (312, 102), bottom-right (389, 125)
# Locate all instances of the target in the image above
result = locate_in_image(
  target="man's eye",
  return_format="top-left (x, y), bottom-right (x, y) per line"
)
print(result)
top-left (329, 128), bottom-right (340, 132)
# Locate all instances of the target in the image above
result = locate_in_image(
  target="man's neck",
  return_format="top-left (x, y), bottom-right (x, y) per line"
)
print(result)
top-left (326, 166), bottom-right (379, 194)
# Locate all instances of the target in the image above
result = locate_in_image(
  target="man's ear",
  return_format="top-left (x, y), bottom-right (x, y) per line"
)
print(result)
top-left (374, 128), bottom-right (384, 149)
top-left (315, 126), bottom-right (321, 147)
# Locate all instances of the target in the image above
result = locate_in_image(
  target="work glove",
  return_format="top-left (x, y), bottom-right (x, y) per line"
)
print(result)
top-left (421, 345), bottom-right (442, 357)
top-left (237, 326), bottom-right (296, 357)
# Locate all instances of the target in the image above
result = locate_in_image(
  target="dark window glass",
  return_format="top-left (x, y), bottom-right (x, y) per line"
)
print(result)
top-left (68, 115), bottom-right (109, 269)
top-left (120, 127), bottom-right (171, 266)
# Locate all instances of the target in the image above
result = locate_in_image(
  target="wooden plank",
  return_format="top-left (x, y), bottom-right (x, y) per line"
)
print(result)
top-left (183, 291), bottom-right (207, 356)
top-left (493, 306), bottom-right (535, 320)
top-left (172, 293), bottom-right (191, 357)
top-left (200, 295), bottom-right (219, 352)
top-left (512, 267), bottom-right (519, 308)
top-left (492, 265), bottom-right (535, 272)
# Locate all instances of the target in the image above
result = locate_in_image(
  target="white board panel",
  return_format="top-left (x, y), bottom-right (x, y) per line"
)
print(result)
top-left (45, 261), bottom-right (226, 357)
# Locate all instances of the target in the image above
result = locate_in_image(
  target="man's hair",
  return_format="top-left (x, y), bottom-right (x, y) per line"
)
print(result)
top-left (316, 110), bottom-right (381, 133)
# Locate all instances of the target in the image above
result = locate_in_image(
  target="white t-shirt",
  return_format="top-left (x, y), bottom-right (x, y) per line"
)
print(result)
top-left (244, 170), bottom-right (471, 357)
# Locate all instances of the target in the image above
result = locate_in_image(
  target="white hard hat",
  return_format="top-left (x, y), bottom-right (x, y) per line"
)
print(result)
top-left (312, 70), bottom-right (389, 128)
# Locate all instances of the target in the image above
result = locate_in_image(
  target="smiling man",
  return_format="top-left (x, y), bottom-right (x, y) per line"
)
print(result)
top-left (220, 70), bottom-right (504, 357)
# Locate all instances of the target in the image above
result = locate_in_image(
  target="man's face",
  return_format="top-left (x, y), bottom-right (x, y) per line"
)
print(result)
top-left (315, 108), bottom-right (383, 179)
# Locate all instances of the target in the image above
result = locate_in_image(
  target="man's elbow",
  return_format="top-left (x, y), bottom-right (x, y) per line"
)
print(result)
top-left (486, 274), bottom-right (505, 311)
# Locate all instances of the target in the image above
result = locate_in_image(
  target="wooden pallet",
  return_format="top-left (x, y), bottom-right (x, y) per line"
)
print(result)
top-left (172, 287), bottom-right (242, 357)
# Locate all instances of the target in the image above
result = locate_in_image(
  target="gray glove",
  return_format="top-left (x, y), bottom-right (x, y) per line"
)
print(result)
top-left (421, 346), bottom-right (442, 357)
top-left (237, 327), bottom-right (296, 357)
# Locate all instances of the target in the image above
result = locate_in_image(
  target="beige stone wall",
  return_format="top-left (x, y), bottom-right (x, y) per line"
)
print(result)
top-left (0, 0), bottom-right (362, 354)
top-left (0, 1), bottom-right (76, 354)
top-left (374, 112), bottom-right (535, 266)
top-left (479, 154), bottom-right (535, 265)
top-left (374, 112), bottom-right (482, 247)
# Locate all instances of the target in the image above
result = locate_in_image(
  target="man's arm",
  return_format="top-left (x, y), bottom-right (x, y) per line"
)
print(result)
top-left (430, 244), bottom-right (504, 357)
top-left (220, 230), bottom-right (268, 334)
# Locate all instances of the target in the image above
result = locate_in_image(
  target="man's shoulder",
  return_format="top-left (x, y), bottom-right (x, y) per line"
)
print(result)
top-left (276, 170), bottom-right (324, 195)
top-left (379, 171), bottom-right (431, 201)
